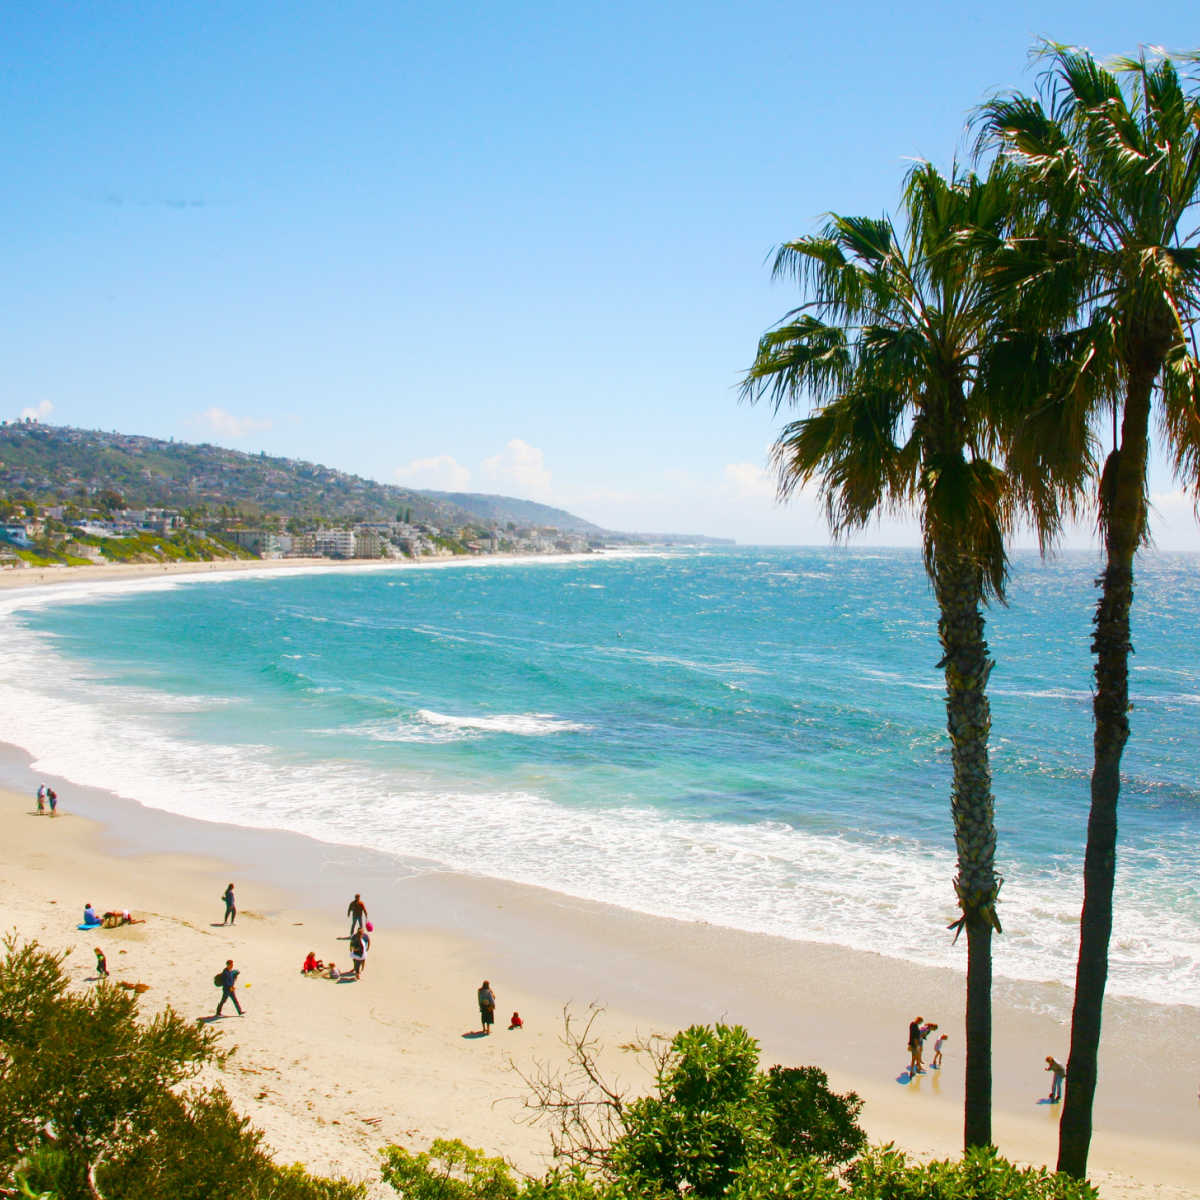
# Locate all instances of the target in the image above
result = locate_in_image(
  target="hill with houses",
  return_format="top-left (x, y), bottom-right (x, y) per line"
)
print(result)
top-left (0, 421), bottom-right (730, 567)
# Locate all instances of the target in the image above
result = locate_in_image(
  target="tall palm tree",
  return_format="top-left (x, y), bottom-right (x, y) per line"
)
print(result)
top-left (978, 45), bottom-right (1200, 1178)
top-left (741, 161), bottom-right (1037, 1149)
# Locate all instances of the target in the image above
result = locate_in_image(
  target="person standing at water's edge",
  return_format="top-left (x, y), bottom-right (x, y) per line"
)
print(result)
top-left (477, 980), bottom-right (495, 1034)
top-left (47, 788), bottom-right (57, 817)
top-left (222, 882), bottom-right (236, 925)
top-left (347, 893), bottom-right (367, 936)
top-left (215, 959), bottom-right (243, 1016)
top-left (36, 784), bottom-right (45, 814)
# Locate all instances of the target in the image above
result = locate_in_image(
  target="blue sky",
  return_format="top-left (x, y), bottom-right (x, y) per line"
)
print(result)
top-left (4, 2), bottom-right (1198, 546)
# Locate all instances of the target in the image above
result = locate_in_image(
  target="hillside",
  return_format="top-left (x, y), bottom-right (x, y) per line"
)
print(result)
top-left (0, 423), bottom-right (589, 533)
top-left (418, 490), bottom-right (605, 534)
top-left (0, 422), bottom-right (732, 544)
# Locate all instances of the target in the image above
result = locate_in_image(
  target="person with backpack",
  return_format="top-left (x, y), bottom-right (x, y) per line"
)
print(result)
top-left (214, 959), bottom-right (243, 1016)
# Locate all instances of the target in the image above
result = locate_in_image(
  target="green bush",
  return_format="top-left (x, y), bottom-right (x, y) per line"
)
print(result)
top-left (845, 1145), bottom-right (1099, 1199)
top-left (0, 937), bottom-right (363, 1200)
top-left (610, 1024), bottom-right (863, 1199)
top-left (380, 1139), bottom-right (518, 1200)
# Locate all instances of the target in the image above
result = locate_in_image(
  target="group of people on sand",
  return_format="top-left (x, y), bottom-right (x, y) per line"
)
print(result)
top-left (82, 903), bottom-right (142, 928)
top-left (301, 893), bottom-right (374, 980)
top-left (906, 1014), bottom-right (1068, 1103)
top-left (84, 880), bottom-right (522, 1031)
top-left (906, 1016), bottom-right (944, 1078)
top-left (35, 783), bottom-right (59, 816)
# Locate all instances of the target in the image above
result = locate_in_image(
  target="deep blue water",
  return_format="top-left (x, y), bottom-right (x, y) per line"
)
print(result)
top-left (2, 547), bottom-right (1196, 1005)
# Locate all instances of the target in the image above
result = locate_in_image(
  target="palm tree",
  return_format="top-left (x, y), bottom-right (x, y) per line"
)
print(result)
top-left (978, 45), bottom-right (1200, 1177)
top-left (741, 161), bottom-right (1038, 1149)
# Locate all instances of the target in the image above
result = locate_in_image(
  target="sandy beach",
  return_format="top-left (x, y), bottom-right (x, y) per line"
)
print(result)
top-left (1, 755), bottom-right (1197, 1199)
top-left (0, 561), bottom-right (1196, 1199)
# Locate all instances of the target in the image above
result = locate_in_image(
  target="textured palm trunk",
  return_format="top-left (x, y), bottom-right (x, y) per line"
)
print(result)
top-left (934, 552), bottom-right (999, 1150)
top-left (1057, 366), bottom-right (1154, 1178)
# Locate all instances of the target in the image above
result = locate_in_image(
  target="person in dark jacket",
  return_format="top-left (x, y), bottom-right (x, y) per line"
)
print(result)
top-left (216, 959), bottom-right (243, 1016)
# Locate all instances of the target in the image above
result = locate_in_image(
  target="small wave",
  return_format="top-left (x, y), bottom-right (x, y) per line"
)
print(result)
top-left (416, 709), bottom-right (590, 736)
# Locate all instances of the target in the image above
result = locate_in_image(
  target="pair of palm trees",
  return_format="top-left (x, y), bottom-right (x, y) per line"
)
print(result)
top-left (742, 45), bottom-right (1200, 1177)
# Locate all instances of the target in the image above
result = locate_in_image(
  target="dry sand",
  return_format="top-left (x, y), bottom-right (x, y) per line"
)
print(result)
top-left (0, 562), bottom-right (1196, 1197)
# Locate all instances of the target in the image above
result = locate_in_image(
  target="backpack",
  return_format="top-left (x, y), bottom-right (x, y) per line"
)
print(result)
top-left (213, 973), bottom-right (224, 987)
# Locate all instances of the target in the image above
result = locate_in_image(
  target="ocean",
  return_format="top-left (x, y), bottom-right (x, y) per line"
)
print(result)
top-left (1, 547), bottom-right (1197, 1008)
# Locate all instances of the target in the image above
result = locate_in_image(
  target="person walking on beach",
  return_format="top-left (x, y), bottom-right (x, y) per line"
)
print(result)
top-left (94, 947), bottom-right (108, 979)
top-left (477, 980), bottom-right (496, 1034)
top-left (347, 893), bottom-right (368, 936)
top-left (47, 787), bottom-right (58, 817)
top-left (215, 959), bottom-right (243, 1017)
top-left (222, 882), bottom-right (237, 925)
top-left (1045, 1055), bottom-right (1066, 1103)
top-left (36, 784), bottom-right (45, 814)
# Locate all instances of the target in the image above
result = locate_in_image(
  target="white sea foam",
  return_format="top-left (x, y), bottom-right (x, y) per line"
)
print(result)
top-left (415, 709), bottom-right (591, 736)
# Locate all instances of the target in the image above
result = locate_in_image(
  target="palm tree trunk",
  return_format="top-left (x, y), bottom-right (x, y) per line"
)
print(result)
top-left (934, 552), bottom-right (999, 1150)
top-left (1057, 369), bottom-right (1154, 1178)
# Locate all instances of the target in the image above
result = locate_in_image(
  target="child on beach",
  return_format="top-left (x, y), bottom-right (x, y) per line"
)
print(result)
top-left (94, 947), bottom-right (108, 978)
top-left (36, 785), bottom-right (45, 814)
top-left (324, 962), bottom-right (341, 980)
top-left (508, 1011), bottom-right (523, 1030)
top-left (47, 788), bottom-right (58, 816)
top-left (1045, 1055), bottom-right (1066, 1102)
top-left (932, 1031), bottom-right (947, 1069)
top-left (302, 952), bottom-right (324, 975)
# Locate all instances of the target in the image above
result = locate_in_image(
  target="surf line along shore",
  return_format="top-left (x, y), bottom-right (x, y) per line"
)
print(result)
top-left (1, 753), bottom-right (1196, 1198)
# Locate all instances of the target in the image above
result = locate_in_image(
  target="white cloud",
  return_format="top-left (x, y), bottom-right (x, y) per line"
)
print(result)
top-left (200, 407), bottom-right (272, 439)
top-left (1147, 487), bottom-right (1200, 551)
top-left (20, 400), bottom-right (54, 421)
top-left (482, 438), bottom-right (552, 497)
top-left (395, 454), bottom-right (471, 491)
top-left (721, 461), bottom-right (777, 501)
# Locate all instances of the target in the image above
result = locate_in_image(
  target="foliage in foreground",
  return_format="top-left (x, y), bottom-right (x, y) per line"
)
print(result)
top-left (0, 937), bottom-right (364, 1200)
top-left (382, 1018), bottom-right (1095, 1199)
top-left (382, 1141), bottom-right (1097, 1200)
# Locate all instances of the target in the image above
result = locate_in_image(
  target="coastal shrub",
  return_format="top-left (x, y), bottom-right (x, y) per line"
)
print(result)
top-left (609, 1024), bottom-right (864, 1198)
top-left (380, 1139), bottom-right (519, 1200)
top-left (844, 1145), bottom-right (1100, 1199)
top-left (765, 1065), bottom-right (866, 1166)
top-left (0, 937), bottom-right (363, 1200)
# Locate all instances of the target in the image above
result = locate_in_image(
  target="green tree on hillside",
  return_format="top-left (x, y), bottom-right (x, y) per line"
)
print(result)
top-left (977, 43), bottom-right (1200, 1178)
top-left (741, 161), bottom-right (1063, 1148)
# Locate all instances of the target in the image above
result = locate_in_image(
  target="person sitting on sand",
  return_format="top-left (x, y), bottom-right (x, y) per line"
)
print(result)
top-left (508, 1011), bottom-right (523, 1030)
top-left (324, 962), bottom-right (341, 980)
top-left (94, 947), bottom-right (108, 978)
top-left (83, 903), bottom-right (100, 927)
top-left (302, 952), bottom-right (324, 975)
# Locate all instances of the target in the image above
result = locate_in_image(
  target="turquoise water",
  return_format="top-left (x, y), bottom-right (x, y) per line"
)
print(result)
top-left (1, 547), bottom-right (1197, 1005)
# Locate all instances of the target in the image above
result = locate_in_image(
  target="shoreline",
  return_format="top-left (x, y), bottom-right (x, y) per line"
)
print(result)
top-left (1, 742), bottom-right (1197, 1197)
